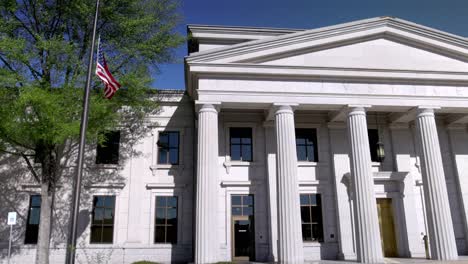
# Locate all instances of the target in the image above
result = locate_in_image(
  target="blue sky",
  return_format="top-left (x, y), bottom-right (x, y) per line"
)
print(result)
top-left (153, 0), bottom-right (468, 89)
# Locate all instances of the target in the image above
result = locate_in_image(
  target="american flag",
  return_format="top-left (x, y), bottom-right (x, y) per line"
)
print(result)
top-left (95, 38), bottom-right (121, 99)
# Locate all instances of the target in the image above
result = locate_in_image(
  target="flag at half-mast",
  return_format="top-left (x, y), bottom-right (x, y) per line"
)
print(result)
top-left (95, 37), bottom-right (121, 99)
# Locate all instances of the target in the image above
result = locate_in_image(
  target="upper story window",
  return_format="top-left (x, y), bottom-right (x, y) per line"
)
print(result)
top-left (157, 131), bottom-right (179, 165)
top-left (155, 196), bottom-right (178, 244)
top-left (25, 195), bottom-right (41, 244)
top-left (295, 128), bottom-right (318, 162)
top-left (90, 196), bottom-right (115, 244)
top-left (230, 127), bottom-right (252, 162)
top-left (368, 129), bottom-right (380, 162)
top-left (300, 193), bottom-right (324, 242)
top-left (96, 131), bottom-right (120, 164)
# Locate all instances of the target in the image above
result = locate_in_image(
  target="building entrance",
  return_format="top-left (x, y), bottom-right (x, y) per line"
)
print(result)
top-left (377, 198), bottom-right (398, 257)
top-left (231, 195), bottom-right (255, 261)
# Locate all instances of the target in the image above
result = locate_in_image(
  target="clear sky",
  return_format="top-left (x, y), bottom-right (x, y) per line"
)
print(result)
top-left (153, 0), bottom-right (468, 90)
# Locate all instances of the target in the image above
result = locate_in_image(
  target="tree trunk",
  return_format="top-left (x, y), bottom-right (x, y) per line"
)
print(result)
top-left (36, 182), bottom-right (55, 264)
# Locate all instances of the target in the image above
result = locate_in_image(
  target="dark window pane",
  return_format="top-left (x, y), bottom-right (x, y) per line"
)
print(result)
top-left (169, 132), bottom-right (179, 146)
top-left (301, 207), bottom-right (311, 223)
top-left (90, 227), bottom-right (102, 243)
top-left (166, 226), bottom-right (177, 244)
top-left (241, 145), bottom-right (252, 161)
top-left (105, 196), bottom-right (115, 208)
top-left (93, 208), bottom-right (104, 223)
top-left (311, 207), bottom-right (322, 223)
top-left (312, 224), bottom-right (324, 242)
top-left (232, 196), bottom-right (242, 205)
top-left (241, 137), bottom-right (251, 144)
top-left (31, 196), bottom-right (41, 207)
top-left (310, 195), bottom-right (317, 206)
top-left (29, 208), bottom-right (40, 225)
top-left (96, 131), bottom-right (120, 164)
top-left (156, 208), bottom-right (166, 224)
top-left (156, 196), bottom-right (167, 206)
top-left (167, 197), bottom-right (177, 207)
top-left (231, 137), bottom-right (241, 144)
top-left (300, 194), bottom-right (309, 205)
top-left (296, 137), bottom-right (306, 145)
top-left (167, 208), bottom-right (177, 222)
top-left (158, 133), bottom-right (169, 145)
top-left (368, 129), bottom-right (379, 162)
top-left (297, 145), bottom-right (307, 161)
top-left (155, 226), bottom-right (165, 243)
top-left (102, 226), bottom-right (114, 243)
top-left (103, 209), bottom-right (113, 224)
top-left (307, 145), bottom-right (316, 162)
top-left (243, 195), bottom-right (253, 206)
top-left (169, 148), bottom-right (179, 164)
top-left (231, 144), bottom-right (241, 160)
top-left (232, 207), bottom-right (242, 216)
top-left (243, 206), bottom-right (253, 216)
top-left (95, 196), bottom-right (105, 207)
top-left (302, 224), bottom-right (312, 241)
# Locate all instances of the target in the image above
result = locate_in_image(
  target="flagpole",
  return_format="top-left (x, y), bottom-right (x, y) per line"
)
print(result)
top-left (65, 0), bottom-right (100, 263)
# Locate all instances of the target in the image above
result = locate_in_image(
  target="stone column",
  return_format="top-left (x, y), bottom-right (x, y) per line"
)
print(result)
top-left (195, 104), bottom-right (219, 263)
top-left (274, 105), bottom-right (304, 264)
top-left (346, 106), bottom-right (383, 263)
top-left (415, 108), bottom-right (458, 260)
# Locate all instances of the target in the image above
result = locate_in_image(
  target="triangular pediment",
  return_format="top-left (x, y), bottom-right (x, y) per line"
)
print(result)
top-left (257, 37), bottom-right (468, 72)
top-left (186, 17), bottom-right (468, 72)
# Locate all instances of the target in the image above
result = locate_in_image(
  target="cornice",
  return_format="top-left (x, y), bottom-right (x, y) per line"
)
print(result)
top-left (186, 17), bottom-right (468, 64)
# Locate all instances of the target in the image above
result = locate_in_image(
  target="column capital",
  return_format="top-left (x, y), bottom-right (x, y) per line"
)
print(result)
top-left (347, 104), bottom-right (372, 115)
top-left (195, 101), bottom-right (221, 113)
top-left (416, 106), bottom-right (441, 116)
top-left (265, 103), bottom-right (298, 121)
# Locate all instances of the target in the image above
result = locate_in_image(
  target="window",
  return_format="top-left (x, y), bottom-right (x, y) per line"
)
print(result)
top-left (300, 194), bottom-right (323, 242)
top-left (368, 129), bottom-right (379, 162)
top-left (230, 127), bottom-right (252, 161)
top-left (231, 195), bottom-right (254, 217)
top-left (25, 195), bottom-right (41, 244)
top-left (90, 196), bottom-right (115, 244)
top-left (157, 131), bottom-right (179, 165)
top-left (296, 128), bottom-right (318, 162)
top-left (155, 196), bottom-right (178, 244)
top-left (96, 131), bottom-right (120, 164)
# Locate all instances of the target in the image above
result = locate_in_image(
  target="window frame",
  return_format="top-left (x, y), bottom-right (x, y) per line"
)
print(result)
top-left (24, 194), bottom-right (41, 244)
top-left (300, 193), bottom-right (324, 242)
top-left (157, 131), bottom-right (180, 165)
top-left (95, 131), bottom-right (121, 165)
top-left (90, 195), bottom-right (116, 244)
top-left (229, 127), bottom-right (253, 162)
top-left (295, 128), bottom-right (319, 162)
top-left (154, 196), bottom-right (178, 244)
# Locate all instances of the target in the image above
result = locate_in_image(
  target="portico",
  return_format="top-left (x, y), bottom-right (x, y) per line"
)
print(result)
top-left (186, 17), bottom-right (468, 263)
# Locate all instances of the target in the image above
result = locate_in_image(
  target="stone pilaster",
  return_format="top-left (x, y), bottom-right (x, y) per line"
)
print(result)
top-left (415, 108), bottom-right (458, 260)
top-left (194, 104), bottom-right (219, 263)
top-left (346, 106), bottom-right (383, 263)
top-left (274, 105), bottom-right (304, 264)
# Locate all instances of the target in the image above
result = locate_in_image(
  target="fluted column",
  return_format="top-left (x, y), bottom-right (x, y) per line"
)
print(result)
top-left (195, 104), bottom-right (219, 263)
top-left (274, 105), bottom-right (304, 264)
top-left (415, 108), bottom-right (458, 260)
top-left (346, 106), bottom-right (383, 263)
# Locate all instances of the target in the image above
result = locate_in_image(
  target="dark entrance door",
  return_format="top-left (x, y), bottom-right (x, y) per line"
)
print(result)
top-left (231, 195), bottom-right (255, 261)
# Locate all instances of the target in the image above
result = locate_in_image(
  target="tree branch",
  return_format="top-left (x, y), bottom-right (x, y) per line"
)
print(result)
top-left (21, 152), bottom-right (41, 183)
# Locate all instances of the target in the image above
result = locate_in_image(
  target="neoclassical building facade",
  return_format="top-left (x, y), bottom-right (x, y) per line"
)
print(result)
top-left (3, 17), bottom-right (468, 263)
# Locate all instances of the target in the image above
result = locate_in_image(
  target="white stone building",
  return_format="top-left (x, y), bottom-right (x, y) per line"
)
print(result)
top-left (3, 16), bottom-right (468, 263)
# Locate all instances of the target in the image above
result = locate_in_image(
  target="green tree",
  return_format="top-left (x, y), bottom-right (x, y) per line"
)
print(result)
top-left (0, 0), bottom-right (183, 263)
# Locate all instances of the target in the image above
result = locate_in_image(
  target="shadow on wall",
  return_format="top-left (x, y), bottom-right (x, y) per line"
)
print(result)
top-left (0, 105), bottom-right (159, 263)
